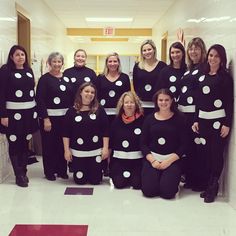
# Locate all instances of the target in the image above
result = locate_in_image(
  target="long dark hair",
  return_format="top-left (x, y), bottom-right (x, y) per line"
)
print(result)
top-left (6, 45), bottom-right (30, 70)
top-left (74, 82), bottom-right (99, 114)
top-left (169, 42), bottom-right (186, 70)
top-left (153, 88), bottom-right (178, 112)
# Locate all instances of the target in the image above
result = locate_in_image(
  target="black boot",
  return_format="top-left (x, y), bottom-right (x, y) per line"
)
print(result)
top-left (16, 175), bottom-right (28, 187)
top-left (203, 177), bottom-right (219, 203)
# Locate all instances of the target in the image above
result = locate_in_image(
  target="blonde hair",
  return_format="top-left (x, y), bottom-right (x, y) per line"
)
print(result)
top-left (103, 52), bottom-right (122, 75)
top-left (116, 91), bottom-right (143, 117)
top-left (138, 39), bottom-right (157, 69)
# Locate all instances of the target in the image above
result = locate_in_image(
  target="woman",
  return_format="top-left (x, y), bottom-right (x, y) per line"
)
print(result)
top-left (109, 91), bottom-right (144, 189)
top-left (133, 39), bottom-right (167, 115)
top-left (62, 82), bottom-right (110, 185)
top-left (177, 37), bottom-right (207, 191)
top-left (156, 42), bottom-right (186, 100)
top-left (36, 52), bottom-right (73, 181)
top-left (97, 52), bottom-right (131, 176)
top-left (192, 44), bottom-right (233, 203)
top-left (141, 89), bottom-right (187, 199)
top-left (63, 49), bottom-right (97, 98)
top-left (0, 45), bottom-right (38, 187)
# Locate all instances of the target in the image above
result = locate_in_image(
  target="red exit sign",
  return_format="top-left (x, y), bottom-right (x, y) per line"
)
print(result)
top-left (103, 27), bottom-right (115, 36)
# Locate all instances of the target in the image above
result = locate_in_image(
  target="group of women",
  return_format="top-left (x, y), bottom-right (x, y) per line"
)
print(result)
top-left (0, 37), bottom-right (233, 203)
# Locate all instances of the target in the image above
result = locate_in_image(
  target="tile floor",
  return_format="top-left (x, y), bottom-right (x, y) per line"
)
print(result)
top-left (1, 157), bottom-right (236, 236)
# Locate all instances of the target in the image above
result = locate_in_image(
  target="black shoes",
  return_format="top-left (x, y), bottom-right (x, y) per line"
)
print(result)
top-left (16, 176), bottom-right (28, 187)
top-left (200, 177), bottom-right (219, 203)
top-left (46, 175), bottom-right (56, 181)
top-left (57, 173), bottom-right (69, 179)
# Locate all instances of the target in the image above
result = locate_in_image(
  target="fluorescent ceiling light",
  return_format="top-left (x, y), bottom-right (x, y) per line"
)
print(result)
top-left (0, 17), bottom-right (16, 21)
top-left (86, 17), bottom-right (133, 23)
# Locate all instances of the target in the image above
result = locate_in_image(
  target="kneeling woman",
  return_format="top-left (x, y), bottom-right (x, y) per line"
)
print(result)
top-left (62, 82), bottom-right (110, 185)
top-left (110, 91), bottom-right (144, 189)
top-left (141, 89), bottom-right (187, 199)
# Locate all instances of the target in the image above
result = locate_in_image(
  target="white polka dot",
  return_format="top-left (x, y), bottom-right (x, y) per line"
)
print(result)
top-left (33, 112), bottom-right (38, 119)
top-left (214, 99), bottom-right (222, 108)
top-left (84, 77), bottom-right (91, 82)
top-left (169, 75), bottom-right (177, 82)
top-left (71, 77), bottom-right (76, 83)
top-left (53, 97), bottom-right (61, 104)
top-left (90, 114), bottom-right (96, 120)
top-left (199, 75), bottom-right (205, 82)
top-left (15, 73), bottom-right (22, 78)
top-left (109, 90), bottom-right (116, 97)
top-left (75, 116), bottom-right (82, 122)
top-left (134, 128), bottom-right (141, 135)
top-left (60, 85), bottom-right (66, 91)
top-left (15, 90), bottom-right (23, 97)
top-left (182, 86), bottom-right (187, 93)
top-left (95, 156), bottom-right (102, 163)
top-left (122, 140), bottom-right (129, 148)
top-left (170, 86), bottom-right (176, 93)
top-left (123, 171), bottom-right (131, 178)
top-left (158, 137), bottom-right (166, 145)
top-left (115, 81), bottom-right (123, 86)
top-left (187, 97), bottom-right (193, 104)
top-left (29, 90), bottom-right (34, 97)
top-left (192, 69), bottom-right (199, 75)
top-left (26, 134), bottom-right (32, 140)
top-left (100, 99), bottom-right (106, 106)
top-left (77, 138), bottom-right (84, 145)
top-left (63, 77), bottom-right (70, 82)
top-left (76, 171), bottom-right (83, 179)
top-left (26, 72), bottom-right (33, 78)
top-left (14, 113), bottom-right (21, 120)
top-left (145, 84), bottom-right (152, 91)
top-left (194, 137), bottom-right (201, 145)
top-left (202, 86), bottom-right (210, 94)
top-left (200, 137), bottom-right (206, 145)
top-left (184, 71), bottom-right (190, 76)
top-left (213, 121), bottom-right (221, 129)
top-left (9, 135), bottom-right (17, 142)
top-left (92, 135), bottom-right (99, 143)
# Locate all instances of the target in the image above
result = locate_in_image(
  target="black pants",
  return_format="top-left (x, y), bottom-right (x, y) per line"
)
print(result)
top-left (39, 118), bottom-right (67, 177)
top-left (141, 159), bottom-right (182, 199)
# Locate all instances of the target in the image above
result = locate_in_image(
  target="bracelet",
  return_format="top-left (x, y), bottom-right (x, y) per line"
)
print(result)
top-left (151, 159), bottom-right (157, 164)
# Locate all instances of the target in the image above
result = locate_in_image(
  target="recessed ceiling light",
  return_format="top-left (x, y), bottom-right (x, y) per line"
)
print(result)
top-left (85, 17), bottom-right (133, 23)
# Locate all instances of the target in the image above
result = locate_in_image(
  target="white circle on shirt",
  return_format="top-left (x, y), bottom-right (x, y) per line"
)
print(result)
top-left (71, 77), bottom-right (76, 83)
top-left (134, 128), bottom-right (141, 135)
top-left (96, 156), bottom-right (102, 163)
top-left (15, 73), bottom-right (22, 78)
top-left (187, 96), bottom-right (193, 104)
top-left (109, 90), bottom-right (116, 97)
top-left (145, 84), bottom-right (152, 91)
top-left (76, 171), bottom-right (83, 179)
top-left (199, 75), bottom-right (205, 82)
top-left (158, 137), bottom-right (166, 145)
top-left (192, 69), bottom-right (199, 75)
top-left (202, 86), bottom-right (210, 94)
top-left (122, 140), bottom-right (129, 148)
top-left (15, 90), bottom-right (23, 97)
top-left (33, 112), bottom-right (38, 119)
top-left (214, 99), bottom-right (222, 108)
top-left (169, 75), bottom-right (177, 82)
top-left (184, 71), bottom-right (190, 76)
top-left (75, 115), bottom-right (82, 122)
top-left (29, 90), bottom-right (34, 97)
top-left (182, 86), bottom-right (187, 93)
top-left (63, 76), bottom-right (70, 82)
top-left (100, 99), bottom-right (106, 106)
top-left (93, 136), bottom-right (99, 143)
top-left (200, 137), bottom-right (206, 145)
top-left (90, 114), bottom-right (96, 120)
top-left (123, 171), bottom-right (131, 178)
top-left (26, 134), bottom-right (32, 140)
top-left (14, 113), bottom-right (21, 120)
top-left (53, 97), bottom-right (61, 104)
top-left (77, 138), bottom-right (84, 145)
top-left (60, 85), bottom-right (66, 91)
top-left (213, 121), bottom-right (221, 129)
top-left (170, 86), bottom-right (176, 93)
top-left (115, 80), bottom-right (123, 86)
top-left (9, 135), bottom-right (17, 142)
top-left (194, 137), bottom-right (201, 145)
top-left (26, 72), bottom-right (33, 78)
top-left (84, 77), bottom-right (91, 82)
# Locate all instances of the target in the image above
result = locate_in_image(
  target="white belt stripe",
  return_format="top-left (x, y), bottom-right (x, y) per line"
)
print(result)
top-left (71, 148), bottom-right (101, 158)
top-left (151, 151), bottom-right (172, 161)
top-left (113, 150), bottom-right (143, 159)
top-left (178, 104), bottom-right (195, 113)
top-left (47, 108), bottom-right (68, 116)
top-left (6, 100), bottom-right (36, 110)
top-left (141, 101), bottom-right (154, 108)
top-left (198, 109), bottom-right (226, 119)
top-left (104, 108), bottom-right (116, 115)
